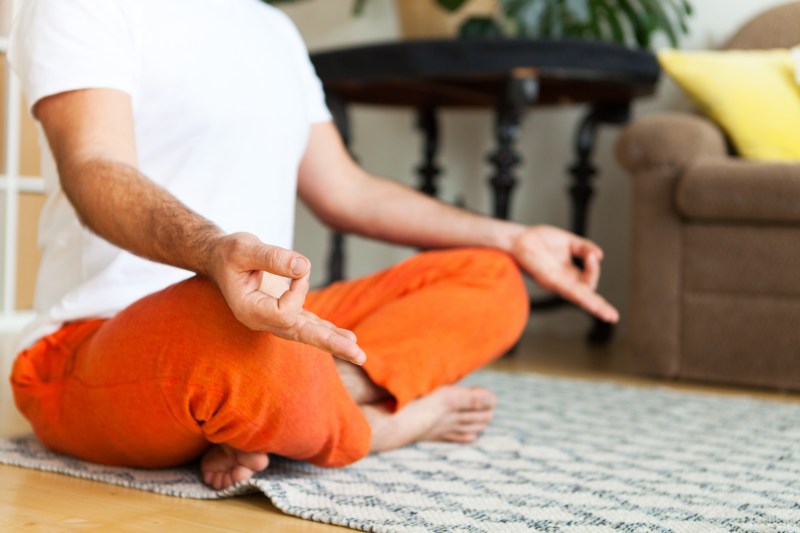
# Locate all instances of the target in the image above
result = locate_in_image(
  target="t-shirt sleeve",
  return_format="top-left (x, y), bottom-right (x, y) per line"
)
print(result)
top-left (9, 0), bottom-right (136, 114)
top-left (297, 49), bottom-right (333, 124)
top-left (272, 10), bottom-right (332, 124)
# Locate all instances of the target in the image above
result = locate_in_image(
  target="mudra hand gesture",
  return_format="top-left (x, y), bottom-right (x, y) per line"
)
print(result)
top-left (511, 225), bottom-right (619, 323)
top-left (209, 232), bottom-right (366, 365)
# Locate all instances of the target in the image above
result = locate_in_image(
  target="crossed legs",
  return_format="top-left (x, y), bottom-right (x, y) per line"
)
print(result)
top-left (201, 359), bottom-right (498, 489)
top-left (12, 248), bottom-right (529, 490)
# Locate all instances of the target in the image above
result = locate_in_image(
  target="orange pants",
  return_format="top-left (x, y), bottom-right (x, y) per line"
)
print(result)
top-left (11, 249), bottom-right (528, 469)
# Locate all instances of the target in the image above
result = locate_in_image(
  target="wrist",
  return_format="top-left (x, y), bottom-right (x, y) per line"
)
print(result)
top-left (202, 231), bottom-right (239, 282)
top-left (492, 220), bottom-right (527, 254)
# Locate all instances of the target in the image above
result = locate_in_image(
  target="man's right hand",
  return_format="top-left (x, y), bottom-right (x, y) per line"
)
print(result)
top-left (35, 89), bottom-right (362, 364)
top-left (208, 232), bottom-right (366, 365)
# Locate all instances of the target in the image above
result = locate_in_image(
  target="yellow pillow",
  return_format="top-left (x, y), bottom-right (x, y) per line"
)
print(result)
top-left (658, 49), bottom-right (800, 161)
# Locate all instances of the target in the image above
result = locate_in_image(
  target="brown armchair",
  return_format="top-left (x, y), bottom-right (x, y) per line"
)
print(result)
top-left (616, 2), bottom-right (800, 391)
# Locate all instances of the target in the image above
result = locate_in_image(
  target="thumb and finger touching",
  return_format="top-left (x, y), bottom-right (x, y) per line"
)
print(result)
top-left (241, 241), bottom-right (309, 280)
top-left (527, 232), bottom-right (619, 323)
top-left (295, 315), bottom-right (366, 365)
top-left (226, 238), bottom-right (366, 364)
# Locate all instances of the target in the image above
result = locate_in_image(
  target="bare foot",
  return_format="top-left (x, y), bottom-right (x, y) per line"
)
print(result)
top-left (334, 357), bottom-right (390, 405)
top-left (200, 444), bottom-right (269, 490)
top-left (362, 386), bottom-right (496, 453)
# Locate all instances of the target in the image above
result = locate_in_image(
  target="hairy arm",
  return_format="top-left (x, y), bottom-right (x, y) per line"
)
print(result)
top-left (36, 89), bottom-right (365, 363)
top-left (298, 122), bottom-right (619, 323)
top-left (298, 122), bottom-right (525, 251)
top-left (38, 90), bottom-right (224, 275)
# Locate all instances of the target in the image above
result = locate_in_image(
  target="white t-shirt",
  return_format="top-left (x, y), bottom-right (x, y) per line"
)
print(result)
top-left (10, 0), bottom-right (331, 350)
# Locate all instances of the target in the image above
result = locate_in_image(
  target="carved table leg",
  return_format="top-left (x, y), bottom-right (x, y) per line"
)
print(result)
top-left (567, 103), bottom-right (631, 344)
top-left (416, 107), bottom-right (441, 197)
top-left (488, 72), bottom-right (538, 356)
top-left (326, 93), bottom-right (352, 285)
top-left (487, 70), bottom-right (538, 220)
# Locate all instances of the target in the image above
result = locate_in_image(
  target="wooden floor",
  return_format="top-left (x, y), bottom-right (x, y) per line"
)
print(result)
top-left (1, 327), bottom-right (798, 531)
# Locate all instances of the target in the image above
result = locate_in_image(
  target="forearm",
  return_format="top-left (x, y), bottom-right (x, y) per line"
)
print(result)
top-left (323, 173), bottom-right (526, 252)
top-left (61, 157), bottom-right (223, 276)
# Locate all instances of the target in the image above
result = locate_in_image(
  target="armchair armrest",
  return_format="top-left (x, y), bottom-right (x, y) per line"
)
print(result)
top-left (616, 112), bottom-right (728, 176)
top-left (677, 159), bottom-right (800, 223)
top-left (618, 112), bottom-right (727, 379)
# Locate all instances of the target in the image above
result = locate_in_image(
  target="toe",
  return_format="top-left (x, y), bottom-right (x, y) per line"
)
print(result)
top-left (447, 387), bottom-right (495, 411)
top-left (239, 451), bottom-right (269, 473)
top-left (442, 431), bottom-right (479, 443)
top-left (469, 387), bottom-right (496, 410)
top-left (231, 465), bottom-right (254, 485)
top-left (458, 410), bottom-right (493, 424)
top-left (455, 422), bottom-right (491, 434)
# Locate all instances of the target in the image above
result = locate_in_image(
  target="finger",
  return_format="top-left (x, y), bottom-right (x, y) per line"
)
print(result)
top-left (240, 239), bottom-right (310, 279)
top-left (239, 290), bottom-right (294, 330)
top-left (314, 316), bottom-right (339, 330)
top-left (581, 253), bottom-right (601, 291)
top-left (297, 322), bottom-right (367, 365)
top-left (302, 311), bottom-right (358, 343)
top-left (276, 274), bottom-right (309, 319)
top-left (247, 275), bottom-right (307, 329)
top-left (335, 327), bottom-right (358, 343)
top-left (570, 237), bottom-right (604, 262)
top-left (551, 273), bottom-right (619, 323)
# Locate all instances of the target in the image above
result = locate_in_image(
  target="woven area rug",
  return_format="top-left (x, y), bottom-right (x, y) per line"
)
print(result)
top-left (1, 371), bottom-right (799, 533)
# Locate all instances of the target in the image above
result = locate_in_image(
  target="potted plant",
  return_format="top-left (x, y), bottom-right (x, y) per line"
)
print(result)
top-left (266, 0), bottom-right (492, 39)
top-left (266, 0), bottom-right (693, 49)
top-left (498, 0), bottom-right (693, 48)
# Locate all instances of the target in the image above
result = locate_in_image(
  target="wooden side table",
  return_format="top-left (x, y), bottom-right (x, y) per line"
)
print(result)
top-left (311, 39), bottom-right (660, 342)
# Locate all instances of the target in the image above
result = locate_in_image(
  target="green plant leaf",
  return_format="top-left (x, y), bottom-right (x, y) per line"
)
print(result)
top-left (640, 0), bottom-right (678, 47)
top-left (352, 0), bottom-right (368, 15)
top-left (565, 0), bottom-right (591, 24)
top-left (617, 0), bottom-right (651, 48)
top-left (511, 0), bottom-right (549, 37)
top-left (587, 1), bottom-right (603, 39)
top-left (436, 0), bottom-right (472, 12)
top-left (593, 1), bottom-right (626, 44)
top-left (265, 0), bottom-right (693, 50)
top-left (459, 16), bottom-right (506, 38)
top-left (665, 0), bottom-right (692, 33)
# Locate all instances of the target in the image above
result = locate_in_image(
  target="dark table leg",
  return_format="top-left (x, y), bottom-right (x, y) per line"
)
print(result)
top-left (488, 74), bottom-right (568, 313)
top-left (416, 107), bottom-right (441, 197)
top-left (487, 73), bottom-right (538, 356)
top-left (487, 72), bottom-right (538, 220)
top-left (567, 103), bottom-right (631, 344)
top-left (326, 94), bottom-right (352, 285)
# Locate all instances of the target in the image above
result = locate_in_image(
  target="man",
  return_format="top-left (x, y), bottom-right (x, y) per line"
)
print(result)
top-left (10, 0), bottom-right (618, 490)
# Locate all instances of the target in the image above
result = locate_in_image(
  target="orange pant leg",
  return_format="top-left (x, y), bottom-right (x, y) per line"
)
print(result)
top-left (11, 248), bottom-right (528, 470)
top-left (11, 277), bottom-right (370, 469)
top-left (306, 248), bottom-right (530, 409)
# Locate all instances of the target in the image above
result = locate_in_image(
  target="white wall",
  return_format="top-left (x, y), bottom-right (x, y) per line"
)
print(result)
top-left (281, 0), bottom-right (791, 338)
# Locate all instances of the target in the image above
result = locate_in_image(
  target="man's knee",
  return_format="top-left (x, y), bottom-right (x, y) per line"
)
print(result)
top-left (467, 248), bottom-right (530, 335)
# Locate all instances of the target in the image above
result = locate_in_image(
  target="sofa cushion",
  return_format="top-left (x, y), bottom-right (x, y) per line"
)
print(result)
top-left (684, 224), bottom-right (800, 298)
top-left (676, 159), bottom-right (800, 223)
top-left (658, 49), bottom-right (800, 161)
top-left (681, 292), bottom-right (800, 391)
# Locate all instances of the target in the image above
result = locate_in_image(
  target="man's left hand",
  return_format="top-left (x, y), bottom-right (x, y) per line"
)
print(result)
top-left (510, 225), bottom-right (619, 323)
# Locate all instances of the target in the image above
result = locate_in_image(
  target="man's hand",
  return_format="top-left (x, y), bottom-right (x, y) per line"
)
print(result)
top-left (510, 225), bottom-right (619, 323)
top-left (208, 232), bottom-right (366, 365)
